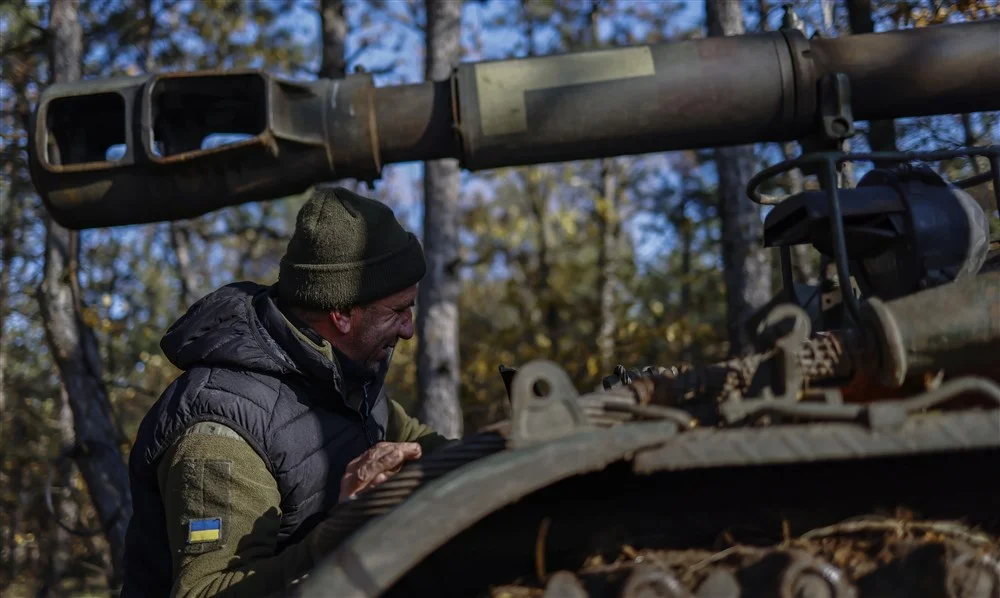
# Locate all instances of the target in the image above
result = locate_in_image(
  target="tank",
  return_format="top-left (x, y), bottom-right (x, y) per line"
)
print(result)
top-left (27, 15), bottom-right (1000, 598)
top-left (289, 149), bottom-right (1000, 598)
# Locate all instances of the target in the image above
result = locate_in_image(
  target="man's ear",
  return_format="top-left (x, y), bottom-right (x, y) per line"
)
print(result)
top-left (329, 309), bottom-right (352, 334)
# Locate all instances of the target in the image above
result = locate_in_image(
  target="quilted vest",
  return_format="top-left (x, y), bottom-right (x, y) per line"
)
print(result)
top-left (120, 282), bottom-right (389, 597)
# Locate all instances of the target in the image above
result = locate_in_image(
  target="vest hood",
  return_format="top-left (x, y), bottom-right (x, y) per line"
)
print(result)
top-left (160, 281), bottom-right (295, 377)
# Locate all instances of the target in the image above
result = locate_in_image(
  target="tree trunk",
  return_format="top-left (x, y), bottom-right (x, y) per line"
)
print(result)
top-left (706, 0), bottom-right (772, 356)
top-left (0, 133), bottom-right (14, 420)
top-left (525, 174), bottom-right (558, 337)
top-left (0, 61), bottom-right (28, 590)
top-left (41, 0), bottom-right (132, 587)
top-left (960, 113), bottom-right (984, 174)
top-left (40, 387), bottom-right (78, 598)
top-left (595, 160), bottom-right (619, 371)
top-left (318, 0), bottom-right (347, 79)
top-left (14, 462), bottom-right (30, 578)
top-left (44, 2), bottom-right (81, 592)
top-left (0, 194), bottom-right (10, 580)
top-left (680, 214), bottom-right (693, 313)
top-left (846, 0), bottom-right (897, 156)
top-left (415, 0), bottom-right (463, 439)
top-left (820, 0), bottom-right (836, 36)
top-left (169, 223), bottom-right (201, 309)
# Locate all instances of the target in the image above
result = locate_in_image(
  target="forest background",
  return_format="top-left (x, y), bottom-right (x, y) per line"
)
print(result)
top-left (1, 0), bottom-right (997, 595)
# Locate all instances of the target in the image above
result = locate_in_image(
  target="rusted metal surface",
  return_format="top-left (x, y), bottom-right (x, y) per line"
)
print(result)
top-left (808, 19), bottom-right (1000, 123)
top-left (455, 32), bottom-right (803, 170)
top-left (373, 81), bottom-right (457, 164)
top-left (323, 74), bottom-right (383, 178)
top-left (33, 71), bottom-right (380, 228)
top-left (29, 19), bottom-right (1000, 229)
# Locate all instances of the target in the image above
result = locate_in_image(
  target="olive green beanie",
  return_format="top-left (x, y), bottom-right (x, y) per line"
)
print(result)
top-left (278, 186), bottom-right (426, 311)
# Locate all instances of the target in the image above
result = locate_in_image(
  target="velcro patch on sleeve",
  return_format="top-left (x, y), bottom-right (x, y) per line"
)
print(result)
top-left (180, 459), bottom-right (232, 554)
top-left (188, 517), bottom-right (222, 543)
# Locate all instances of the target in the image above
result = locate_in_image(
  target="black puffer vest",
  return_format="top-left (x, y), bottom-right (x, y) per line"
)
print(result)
top-left (121, 282), bottom-right (389, 597)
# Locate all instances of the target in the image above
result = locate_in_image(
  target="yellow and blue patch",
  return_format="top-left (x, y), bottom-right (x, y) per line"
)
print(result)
top-left (187, 517), bottom-right (222, 543)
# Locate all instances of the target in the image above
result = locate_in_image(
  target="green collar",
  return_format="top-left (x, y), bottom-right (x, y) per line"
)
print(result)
top-left (277, 309), bottom-right (335, 364)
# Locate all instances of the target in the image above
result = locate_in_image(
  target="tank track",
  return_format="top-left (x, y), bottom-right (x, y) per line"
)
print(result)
top-left (488, 517), bottom-right (1000, 598)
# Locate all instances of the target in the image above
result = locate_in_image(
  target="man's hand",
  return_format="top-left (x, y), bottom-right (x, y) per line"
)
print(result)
top-left (338, 442), bottom-right (422, 502)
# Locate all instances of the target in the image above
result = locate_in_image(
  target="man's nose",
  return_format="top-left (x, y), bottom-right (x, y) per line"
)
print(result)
top-left (398, 317), bottom-right (415, 340)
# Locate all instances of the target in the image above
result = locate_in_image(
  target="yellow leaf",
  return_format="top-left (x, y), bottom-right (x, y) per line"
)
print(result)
top-left (535, 333), bottom-right (551, 349)
top-left (563, 216), bottom-right (577, 236)
top-left (81, 307), bottom-right (100, 328)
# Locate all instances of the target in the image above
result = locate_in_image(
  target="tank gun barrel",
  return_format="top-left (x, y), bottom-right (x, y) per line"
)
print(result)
top-left (28, 19), bottom-right (1000, 229)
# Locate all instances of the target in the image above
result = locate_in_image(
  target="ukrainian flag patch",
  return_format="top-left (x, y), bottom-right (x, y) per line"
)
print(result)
top-left (188, 518), bottom-right (222, 543)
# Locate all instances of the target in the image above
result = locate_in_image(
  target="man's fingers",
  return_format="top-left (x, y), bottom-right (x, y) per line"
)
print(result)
top-left (358, 443), bottom-right (423, 481)
top-left (397, 442), bottom-right (422, 459)
top-left (338, 472), bottom-right (358, 502)
top-left (383, 442), bottom-right (421, 463)
top-left (367, 442), bottom-right (421, 465)
top-left (344, 443), bottom-right (389, 475)
top-left (358, 448), bottom-right (404, 482)
top-left (339, 442), bottom-right (425, 502)
top-left (366, 442), bottom-right (400, 464)
top-left (347, 443), bottom-right (393, 479)
top-left (343, 453), bottom-right (365, 476)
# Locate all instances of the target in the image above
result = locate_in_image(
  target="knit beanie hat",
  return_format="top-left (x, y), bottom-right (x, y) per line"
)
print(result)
top-left (278, 186), bottom-right (426, 311)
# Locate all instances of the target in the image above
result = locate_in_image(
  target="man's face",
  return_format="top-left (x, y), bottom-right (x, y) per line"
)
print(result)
top-left (344, 285), bottom-right (417, 373)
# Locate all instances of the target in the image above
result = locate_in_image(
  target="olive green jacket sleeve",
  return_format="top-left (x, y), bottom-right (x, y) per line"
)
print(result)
top-left (157, 405), bottom-right (449, 597)
top-left (156, 423), bottom-right (317, 598)
top-left (386, 399), bottom-right (453, 452)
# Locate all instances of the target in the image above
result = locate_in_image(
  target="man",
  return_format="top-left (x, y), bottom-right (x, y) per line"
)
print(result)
top-left (121, 187), bottom-right (451, 597)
